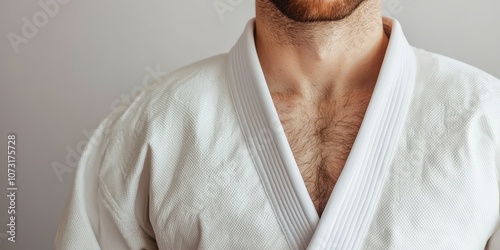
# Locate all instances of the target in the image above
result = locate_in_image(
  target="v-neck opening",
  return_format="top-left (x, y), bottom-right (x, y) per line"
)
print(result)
top-left (226, 16), bottom-right (417, 250)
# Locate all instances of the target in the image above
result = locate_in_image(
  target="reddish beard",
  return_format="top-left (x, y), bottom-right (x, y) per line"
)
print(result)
top-left (269, 0), bottom-right (366, 22)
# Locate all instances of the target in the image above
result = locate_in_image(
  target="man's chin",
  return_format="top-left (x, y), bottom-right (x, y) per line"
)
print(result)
top-left (268, 0), bottom-right (366, 22)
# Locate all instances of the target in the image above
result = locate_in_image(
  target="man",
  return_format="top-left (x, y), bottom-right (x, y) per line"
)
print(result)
top-left (55, 0), bottom-right (500, 249)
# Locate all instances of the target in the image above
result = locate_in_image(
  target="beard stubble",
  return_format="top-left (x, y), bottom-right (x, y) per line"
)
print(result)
top-left (268, 0), bottom-right (367, 22)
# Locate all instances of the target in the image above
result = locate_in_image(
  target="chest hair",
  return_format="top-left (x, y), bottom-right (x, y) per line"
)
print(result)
top-left (272, 90), bottom-right (372, 216)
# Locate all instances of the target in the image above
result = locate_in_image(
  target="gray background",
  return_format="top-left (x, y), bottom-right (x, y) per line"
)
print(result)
top-left (0, 0), bottom-right (498, 249)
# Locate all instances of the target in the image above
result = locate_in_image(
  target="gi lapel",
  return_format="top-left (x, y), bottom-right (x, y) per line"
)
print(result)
top-left (227, 18), bottom-right (319, 250)
top-left (307, 17), bottom-right (417, 249)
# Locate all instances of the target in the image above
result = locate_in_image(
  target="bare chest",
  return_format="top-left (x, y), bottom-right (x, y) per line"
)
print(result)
top-left (272, 94), bottom-right (371, 216)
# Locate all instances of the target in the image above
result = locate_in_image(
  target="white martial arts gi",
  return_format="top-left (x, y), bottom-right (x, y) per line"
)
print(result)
top-left (55, 16), bottom-right (500, 250)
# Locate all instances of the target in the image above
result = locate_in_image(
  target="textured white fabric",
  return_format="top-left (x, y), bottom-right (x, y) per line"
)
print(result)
top-left (55, 17), bottom-right (500, 250)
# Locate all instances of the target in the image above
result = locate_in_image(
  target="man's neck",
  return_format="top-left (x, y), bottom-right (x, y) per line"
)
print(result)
top-left (255, 0), bottom-right (389, 101)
